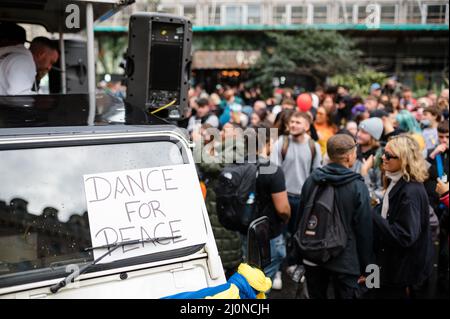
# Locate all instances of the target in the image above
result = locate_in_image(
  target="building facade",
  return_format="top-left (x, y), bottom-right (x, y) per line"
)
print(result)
top-left (96, 0), bottom-right (449, 91)
top-left (104, 0), bottom-right (449, 28)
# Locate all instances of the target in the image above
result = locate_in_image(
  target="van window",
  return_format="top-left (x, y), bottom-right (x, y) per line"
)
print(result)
top-left (0, 140), bottom-right (185, 286)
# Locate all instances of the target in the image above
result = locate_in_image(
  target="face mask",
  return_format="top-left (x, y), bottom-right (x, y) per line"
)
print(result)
top-left (420, 119), bottom-right (431, 129)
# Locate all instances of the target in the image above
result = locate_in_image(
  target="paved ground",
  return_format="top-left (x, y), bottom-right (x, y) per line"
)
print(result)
top-left (267, 264), bottom-right (308, 299)
top-left (268, 243), bottom-right (449, 299)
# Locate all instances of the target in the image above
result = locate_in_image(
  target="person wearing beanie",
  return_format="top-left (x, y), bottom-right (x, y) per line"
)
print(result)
top-left (352, 117), bottom-right (385, 204)
top-left (370, 110), bottom-right (405, 146)
top-left (359, 117), bottom-right (384, 142)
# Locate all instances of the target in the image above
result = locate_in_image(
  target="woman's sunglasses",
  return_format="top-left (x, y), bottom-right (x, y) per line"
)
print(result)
top-left (383, 151), bottom-right (399, 160)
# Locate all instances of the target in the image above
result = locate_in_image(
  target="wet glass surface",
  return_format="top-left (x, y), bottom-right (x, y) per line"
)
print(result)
top-left (0, 140), bottom-right (184, 280)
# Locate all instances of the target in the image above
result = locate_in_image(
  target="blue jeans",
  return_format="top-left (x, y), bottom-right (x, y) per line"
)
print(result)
top-left (287, 194), bottom-right (301, 235)
top-left (285, 194), bottom-right (301, 265)
top-left (264, 234), bottom-right (287, 281)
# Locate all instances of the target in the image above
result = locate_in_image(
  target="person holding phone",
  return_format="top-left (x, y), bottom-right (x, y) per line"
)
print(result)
top-left (436, 179), bottom-right (449, 208)
top-left (425, 120), bottom-right (449, 293)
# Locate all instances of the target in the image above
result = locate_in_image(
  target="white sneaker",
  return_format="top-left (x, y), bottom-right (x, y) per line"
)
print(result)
top-left (286, 265), bottom-right (297, 277)
top-left (272, 271), bottom-right (283, 290)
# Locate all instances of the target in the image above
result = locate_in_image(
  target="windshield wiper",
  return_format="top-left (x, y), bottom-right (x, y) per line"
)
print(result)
top-left (50, 236), bottom-right (181, 294)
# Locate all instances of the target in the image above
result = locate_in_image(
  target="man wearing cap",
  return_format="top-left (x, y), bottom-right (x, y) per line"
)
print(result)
top-left (369, 83), bottom-right (382, 99)
top-left (353, 117), bottom-right (385, 204)
top-left (0, 32), bottom-right (59, 95)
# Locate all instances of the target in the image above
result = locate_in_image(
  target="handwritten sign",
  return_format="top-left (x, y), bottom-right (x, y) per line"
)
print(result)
top-left (83, 164), bottom-right (207, 263)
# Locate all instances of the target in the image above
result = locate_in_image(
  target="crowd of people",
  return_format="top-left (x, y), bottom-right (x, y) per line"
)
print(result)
top-left (185, 79), bottom-right (449, 299)
top-left (1, 21), bottom-right (449, 300)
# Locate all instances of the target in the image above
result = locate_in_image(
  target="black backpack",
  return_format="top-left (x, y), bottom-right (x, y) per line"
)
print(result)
top-left (215, 162), bottom-right (259, 234)
top-left (294, 184), bottom-right (347, 264)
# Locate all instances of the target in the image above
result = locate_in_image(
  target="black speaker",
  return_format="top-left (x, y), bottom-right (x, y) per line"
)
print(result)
top-left (124, 12), bottom-right (192, 121)
top-left (49, 40), bottom-right (88, 94)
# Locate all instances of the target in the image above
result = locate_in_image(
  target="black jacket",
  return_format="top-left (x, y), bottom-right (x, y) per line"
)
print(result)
top-left (372, 179), bottom-right (434, 287)
top-left (299, 163), bottom-right (374, 276)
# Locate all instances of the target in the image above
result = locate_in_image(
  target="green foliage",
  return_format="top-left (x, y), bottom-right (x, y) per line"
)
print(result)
top-left (247, 54), bottom-right (296, 96)
top-left (97, 35), bottom-right (128, 74)
top-left (330, 67), bottom-right (389, 97)
top-left (248, 30), bottom-right (362, 96)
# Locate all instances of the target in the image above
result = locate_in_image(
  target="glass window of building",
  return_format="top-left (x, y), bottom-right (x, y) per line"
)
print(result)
top-left (273, 5), bottom-right (287, 24)
top-left (157, 5), bottom-right (178, 15)
top-left (184, 5), bottom-right (197, 25)
top-left (407, 3), bottom-right (423, 23)
top-left (225, 5), bottom-right (243, 25)
top-left (248, 4), bottom-right (261, 24)
top-left (338, 5), bottom-right (354, 24)
top-left (380, 5), bottom-right (397, 24)
top-left (291, 5), bottom-right (307, 24)
top-left (208, 5), bottom-right (221, 25)
top-left (313, 5), bottom-right (328, 24)
top-left (427, 4), bottom-right (447, 24)
top-left (357, 5), bottom-right (366, 24)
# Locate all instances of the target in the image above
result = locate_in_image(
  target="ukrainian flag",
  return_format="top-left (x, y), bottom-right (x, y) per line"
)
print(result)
top-left (162, 263), bottom-right (272, 299)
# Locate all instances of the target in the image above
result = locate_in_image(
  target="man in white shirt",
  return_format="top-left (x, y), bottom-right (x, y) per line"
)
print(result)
top-left (0, 36), bottom-right (59, 95)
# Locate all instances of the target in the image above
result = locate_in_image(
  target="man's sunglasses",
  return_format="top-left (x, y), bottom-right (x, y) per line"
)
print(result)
top-left (382, 151), bottom-right (399, 160)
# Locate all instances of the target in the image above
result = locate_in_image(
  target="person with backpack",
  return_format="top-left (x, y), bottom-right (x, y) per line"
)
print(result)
top-left (271, 111), bottom-right (322, 236)
top-left (270, 111), bottom-right (322, 289)
top-left (295, 134), bottom-right (373, 299)
top-left (372, 134), bottom-right (434, 298)
top-left (193, 124), bottom-right (244, 279)
top-left (215, 124), bottom-right (290, 285)
top-left (254, 125), bottom-right (291, 285)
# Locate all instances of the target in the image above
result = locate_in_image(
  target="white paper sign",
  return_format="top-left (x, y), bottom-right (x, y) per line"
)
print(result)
top-left (83, 164), bottom-right (207, 263)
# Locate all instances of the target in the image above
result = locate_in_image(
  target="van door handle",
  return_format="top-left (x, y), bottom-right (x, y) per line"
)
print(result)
top-left (170, 265), bottom-right (195, 273)
top-left (204, 242), bottom-right (223, 280)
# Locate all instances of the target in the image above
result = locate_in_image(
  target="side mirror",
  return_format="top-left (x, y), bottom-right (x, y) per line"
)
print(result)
top-left (247, 216), bottom-right (271, 269)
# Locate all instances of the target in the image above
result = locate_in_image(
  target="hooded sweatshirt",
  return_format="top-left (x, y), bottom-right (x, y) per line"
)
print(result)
top-left (0, 44), bottom-right (36, 95)
top-left (298, 163), bottom-right (374, 276)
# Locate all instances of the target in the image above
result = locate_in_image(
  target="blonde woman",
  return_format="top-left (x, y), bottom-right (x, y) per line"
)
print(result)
top-left (372, 134), bottom-right (433, 298)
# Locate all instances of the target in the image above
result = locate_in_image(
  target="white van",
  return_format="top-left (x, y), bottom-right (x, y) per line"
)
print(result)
top-left (0, 125), bottom-right (228, 298)
top-left (0, 0), bottom-right (228, 298)
top-left (0, 1), bottom-right (270, 298)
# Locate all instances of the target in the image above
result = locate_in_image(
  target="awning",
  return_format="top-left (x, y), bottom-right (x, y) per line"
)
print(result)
top-left (192, 50), bottom-right (261, 70)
